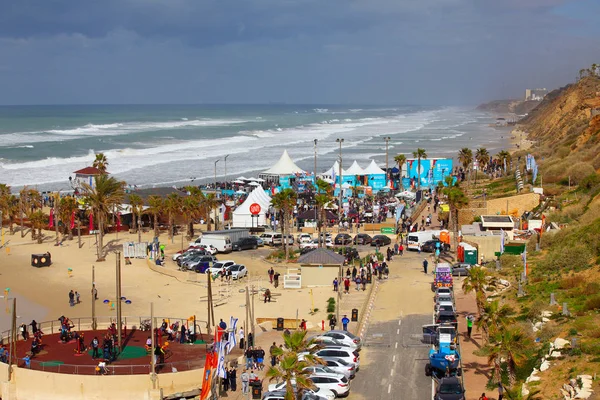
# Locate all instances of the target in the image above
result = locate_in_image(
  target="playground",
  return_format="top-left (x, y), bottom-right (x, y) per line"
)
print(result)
top-left (8, 320), bottom-right (214, 375)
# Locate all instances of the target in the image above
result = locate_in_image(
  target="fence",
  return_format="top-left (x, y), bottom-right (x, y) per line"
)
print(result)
top-left (10, 358), bottom-right (204, 375)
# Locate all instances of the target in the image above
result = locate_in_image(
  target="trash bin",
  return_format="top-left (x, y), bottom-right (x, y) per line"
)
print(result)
top-left (366, 272), bottom-right (372, 284)
top-left (351, 308), bottom-right (358, 322)
top-left (276, 317), bottom-right (284, 331)
top-left (251, 380), bottom-right (262, 399)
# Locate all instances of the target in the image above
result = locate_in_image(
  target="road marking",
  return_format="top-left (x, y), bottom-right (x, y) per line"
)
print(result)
top-left (388, 384), bottom-right (392, 394)
top-left (398, 319), bottom-right (402, 325)
top-left (392, 355), bottom-right (396, 362)
top-left (396, 328), bottom-right (400, 335)
top-left (395, 342), bottom-right (398, 349)
top-left (390, 369), bottom-right (394, 376)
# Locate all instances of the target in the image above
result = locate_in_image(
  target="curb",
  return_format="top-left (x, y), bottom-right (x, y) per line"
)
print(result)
top-left (357, 280), bottom-right (381, 339)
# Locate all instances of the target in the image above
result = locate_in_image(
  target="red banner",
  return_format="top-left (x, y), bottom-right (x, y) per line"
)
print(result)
top-left (200, 351), bottom-right (216, 400)
top-left (117, 212), bottom-right (122, 232)
top-left (89, 213), bottom-right (94, 232)
top-left (49, 209), bottom-right (54, 228)
top-left (70, 211), bottom-right (75, 230)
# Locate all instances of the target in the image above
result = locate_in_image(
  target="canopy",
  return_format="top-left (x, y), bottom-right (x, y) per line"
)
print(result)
top-left (232, 187), bottom-right (272, 227)
top-left (320, 161), bottom-right (340, 178)
top-left (236, 176), bottom-right (248, 180)
top-left (249, 181), bottom-right (260, 186)
top-left (232, 180), bottom-right (245, 184)
top-left (343, 160), bottom-right (365, 176)
top-left (395, 190), bottom-right (416, 199)
top-left (262, 150), bottom-right (305, 175)
top-left (363, 160), bottom-right (386, 175)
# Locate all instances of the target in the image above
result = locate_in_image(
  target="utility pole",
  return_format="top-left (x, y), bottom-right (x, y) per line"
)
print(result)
top-left (336, 264), bottom-right (342, 328)
top-left (77, 218), bottom-right (81, 249)
top-left (384, 137), bottom-right (391, 179)
top-left (8, 298), bottom-right (16, 380)
top-left (245, 286), bottom-right (250, 350)
top-left (224, 155), bottom-right (230, 184)
top-left (150, 302), bottom-right (157, 388)
top-left (116, 252), bottom-right (123, 352)
top-left (206, 272), bottom-right (215, 335)
top-left (251, 284), bottom-right (255, 341)
top-left (92, 265), bottom-right (97, 330)
top-left (214, 159), bottom-right (220, 231)
top-left (336, 138), bottom-right (344, 226)
top-left (54, 193), bottom-right (60, 246)
top-left (314, 139), bottom-right (319, 244)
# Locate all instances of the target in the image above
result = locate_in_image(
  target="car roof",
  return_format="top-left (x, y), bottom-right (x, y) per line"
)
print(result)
top-left (327, 330), bottom-right (358, 338)
top-left (438, 311), bottom-right (457, 316)
top-left (310, 372), bottom-right (344, 379)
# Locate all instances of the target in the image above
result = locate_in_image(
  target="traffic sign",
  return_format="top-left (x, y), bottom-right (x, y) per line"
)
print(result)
top-left (380, 227), bottom-right (395, 234)
top-left (249, 203), bottom-right (261, 215)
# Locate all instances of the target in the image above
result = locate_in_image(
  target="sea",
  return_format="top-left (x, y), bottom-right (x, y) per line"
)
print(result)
top-left (0, 105), bottom-right (508, 191)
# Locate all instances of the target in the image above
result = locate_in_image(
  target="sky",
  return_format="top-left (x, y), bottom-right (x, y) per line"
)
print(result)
top-left (0, 0), bottom-right (599, 106)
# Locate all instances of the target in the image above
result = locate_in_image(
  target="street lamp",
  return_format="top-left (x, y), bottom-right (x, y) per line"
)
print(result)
top-left (336, 138), bottom-right (344, 226)
top-left (384, 137), bottom-right (391, 178)
top-left (214, 159), bottom-right (220, 230)
top-left (314, 139), bottom-right (318, 232)
top-left (224, 154), bottom-right (230, 184)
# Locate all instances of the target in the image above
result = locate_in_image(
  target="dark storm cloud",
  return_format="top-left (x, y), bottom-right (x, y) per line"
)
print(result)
top-left (0, 0), bottom-right (598, 105)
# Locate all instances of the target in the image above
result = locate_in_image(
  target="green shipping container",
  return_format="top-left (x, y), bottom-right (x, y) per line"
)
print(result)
top-left (503, 244), bottom-right (526, 255)
top-left (464, 249), bottom-right (478, 265)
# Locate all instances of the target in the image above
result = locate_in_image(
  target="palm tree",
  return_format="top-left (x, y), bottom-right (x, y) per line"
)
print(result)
top-left (475, 148), bottom-right (490, 184)
top-left (199, 192), bottom-right (219, 232)
top-left (442, 177), bottom-right (469, 254)
top-left (496, 150), bottom-right (511, 175)
top-left (504, 386), bottom-right (542, 400)
top-left (592, 63), bottom-right (598, 76)
top-left (19, 187), bottom-right (41, 238)
top-left (315, 179), bottom-right (333, 248)
top-left (181, 196), bottom-right (200, 240)
top-left (92, 153), bottom-right (109, 174)
top-left (457, 148), bottom-right (473, 184)
top-left (394, 154), bottom-right (406, 189)
top-left (475, 299), bottom-right (515, 342)
top-left (28, 210), bottom-right (48, 244)
top-left (147, 195), bottom-right (163, 239)
top-left (128, 194), bottom-right (144, 242)
top-left (271, 188), bottom-right (298, 261)
top-left (481, 326), bottom-right (533, 385)
top-left (5, 194), bottom-right (19, 234)
top-left (266, 331), bottom-right (323, 400)
top-left (164, 193), bottom-right (182, 240)
top-left (80, 174), bottom-right (125, 261)
top-left (59, 196), bottom-right (79, 240)
top-left (462, 267), bottom-right (490, 314)
top-left (412, 148), bottom-right (427, 191)
top-left (0, 183), bottom-right (11, 233)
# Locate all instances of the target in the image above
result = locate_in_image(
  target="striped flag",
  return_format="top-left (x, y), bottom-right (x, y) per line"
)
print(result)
top-left (216, 341), bottom-right (228, 378)
top-left (500, 229), bottom-right (505, 254)
top-left (227, 317), bottom-right (238, 354)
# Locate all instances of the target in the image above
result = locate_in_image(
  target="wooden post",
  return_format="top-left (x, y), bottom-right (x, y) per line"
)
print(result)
top-left (77, 219), bottom-right (81, 249)
top-left (150, 302), bottom-right (157, 388)
top-left (245, 286), bottom-right (250, 350)
top-left (54, 194), bottom-right (60, 246)
top-left (116, 252), bottom-right (123, 352)
top-left (207, 272), bottom-right (213, 335)
top-left (92, 265), bottom-right (97, 330)
top-left (251, 285), bottom-right (255, 339)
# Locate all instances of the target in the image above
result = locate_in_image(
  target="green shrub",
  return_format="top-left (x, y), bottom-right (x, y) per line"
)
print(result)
top-left (568, 163), bottom-right (596, 185)
top-left (584, 295), bottom-right (600, 311)
top-left (327, 297), bottom-right (335, 304)
top-left (539, 245), bottom-right (592, 273)
top-left (327, 304), bottom-right (335, 313)
top-left (583, 282), bottom-right (600, 295)
top-left (578, 173), bottom-right (600, 191)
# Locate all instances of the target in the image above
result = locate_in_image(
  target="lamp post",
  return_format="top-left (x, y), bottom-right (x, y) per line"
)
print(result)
top-left (224, 154), bottom-right (230, 184)
top-left (314, 139), bottom-right (318, 235)
top-left (384, 136), bottom-right (391, 178)
top-left (336, 138), bottom-right (344, 226)
top-left (214, 159), bottom-right (220, 230)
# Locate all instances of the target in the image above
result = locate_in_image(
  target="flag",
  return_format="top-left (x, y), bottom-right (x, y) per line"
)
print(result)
top-left (503, 157), bottom-right (507, 174)
top-left (500, 229), bottom-right (505, 254)
top-left (395, 204), bottom-right (405, 222)
top-left (216, 341), bottom-right (228, 378)
top-left (521, 247), bottom-right (527, 276)
top-left (70, 211), bottom-right (75, 230)
top-left (332, 168), bottom-right (337, 189)
top-left (227, 317), bottom-right (238, 354)
top-left (200, 351), bottom-right (216, 400)
top-left (49, 209), bottom-right (54, 228)
top-left (117, 212), bottom-right (122, 232)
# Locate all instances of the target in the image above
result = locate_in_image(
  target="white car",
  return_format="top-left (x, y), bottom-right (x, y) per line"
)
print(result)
top-left (226, 264), bottom-right (247, 280)
top-left (187, 240), bottom-right (218, 255)
top-left (301, 347), bottom-right (360, 370)
top-left (300, 238), bottom-right (333, 249)
top-left (311, 335), bottom-right (359, 350)
top-left (308, 373), bottom-right (350, 398)
top-left (319, 330), bottom-right (362, 349)
top-left (318, 358), bottom-right (358, 380)
top-left (207, 260), bottom-right (236, 275)
top-left (304, 365), bottom-right (354, 380)
top-left (298, 233), bottom-right (313, 244)
top-left (268, 380), bottom-right (336, 400)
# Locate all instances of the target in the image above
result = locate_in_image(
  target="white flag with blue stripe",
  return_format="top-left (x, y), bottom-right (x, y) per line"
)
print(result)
top-left (227, 317), bottom-right (238, 354)
top-left (216, 340), bottom-right (228, 378)
top-left (500, 229), bottom-right (505, 254)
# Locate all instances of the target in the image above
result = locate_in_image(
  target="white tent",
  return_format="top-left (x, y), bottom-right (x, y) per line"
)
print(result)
top-left (262, 150), bottom-right (305, 176)
top-left (343, 160), bottom-right (365, 176)
top-left (320, 161), bottom-right (340, 178)
top-left (363, 160), bottom-right (386, 175)
top-left (232, 187), bottom-right (272, 227)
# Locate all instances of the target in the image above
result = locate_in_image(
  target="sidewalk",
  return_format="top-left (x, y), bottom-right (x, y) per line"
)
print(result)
top-left (453, 280), bottom-right (495, 400)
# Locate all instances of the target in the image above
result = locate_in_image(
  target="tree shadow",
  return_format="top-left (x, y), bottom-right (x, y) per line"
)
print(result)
top-left (461, 360), bottom-right (492, 379)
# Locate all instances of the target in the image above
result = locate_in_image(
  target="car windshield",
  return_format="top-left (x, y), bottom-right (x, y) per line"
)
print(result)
top-left (439, 383), bottom-right (462, 394)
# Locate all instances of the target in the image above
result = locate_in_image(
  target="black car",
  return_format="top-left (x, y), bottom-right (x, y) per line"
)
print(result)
top-left (452, 263), bottom-right (472, 276)
top-left (370, 235), bottom-right (391, 246)
top-left (421, 240), bottom-right (451, 253)
top-left (334, 233), bottom-right (353, 245)
top-left (435, 311), bottom-right (458, 328)
top-left (232, 237), bottom-right (259, 251)
top-left (435, 377), bottom-right (465, 400)
top-left (352, 233), bottom-right (372, 245)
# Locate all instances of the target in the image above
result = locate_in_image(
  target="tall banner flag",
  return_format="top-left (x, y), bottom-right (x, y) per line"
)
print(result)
top-left (227, 317), bottom-right (238, 354)
top-left (70, 211), bottom-right (75, 230)
top-left (216, 341), bottom-right (228, 378)
top-left (89, 213), bottom-right (94, 232)
top-left (49, 208), bottom-right (54, 228)
top-left (200, 351), bottom-right (215, 400)
top-left (395, 204), bottom-right (405, 222)
top-left (500, 229), bottom-right (505, 254)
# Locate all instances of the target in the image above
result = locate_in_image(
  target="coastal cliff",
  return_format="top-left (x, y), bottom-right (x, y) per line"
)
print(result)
top-left (476, 99), bottom-right (540, 115)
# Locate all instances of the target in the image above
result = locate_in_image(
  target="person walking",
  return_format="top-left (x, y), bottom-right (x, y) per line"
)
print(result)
top-left (269, 342), bottom-right (278, 366)
top-left (423, 259), bottom-right (428, 274)
top-left (268, 267), bottom-right (274, 284)
top-left (241, 369), bottom-right (250, 395)
top-left (466, 315), bottom-right (474, 338)
top-left (332, 277), bottom-right (339, 292)
top-left (69, 290), bottom-right (75, 307)
top-left (355, 276), bottom-right (361, 291)
top-left (274, 272), bottom-right (280, 288)
top-left (478, 393), bottom-right (488, 400)
top-left (341, 315), bottom-right (350, 331)
top-left (329, 315), bottom-right (337, 330)
top-left (343, 277), bottom-right (350, 294)
top-left (75, 291), bottom-right (81, 304)
top-left (239, 327), bottom-right (245, 349)
top-left (399, 243), bottom-right (404, 255)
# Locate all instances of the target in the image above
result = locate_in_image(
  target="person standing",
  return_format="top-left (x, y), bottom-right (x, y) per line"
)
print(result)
top-left (241, 369), bottom-right (250, 395)
top-left (332, 277), bottom-right (339, 292)
top-left (478, 393), bottom-right (488, 400)
top-left (274, 272), bottom-right (280, 288)
top-left (423, 259), bottom-right (428, 274)
top-left (75, 291), bottom-right (81, 304)
top-left (247, 332), bottom-right (254, 348)
top-left (343, 277), bottom-right (350, 294)
top-left (399, 243), bottom-right (404, 255)
top-left (355, 276), bottom-right (361, 291)
top-left (268, 267), bottom-right (275, 284)
top-left (69, 290), bottom-right (75, 307)
top-left (239, 327), bottom-right (245, 349)
top-left (329, 315), bottom-right (337, 330)
top-left (466, 315), bottom-right (474, 338)
top-left (269, 342), bottom-right (278, 366)
top-left (228, 367), bottom-right (237, 391)
top-left (180, 324), bottom-right (186, 344)
top-left (341, 315), bottom-right (350, 331)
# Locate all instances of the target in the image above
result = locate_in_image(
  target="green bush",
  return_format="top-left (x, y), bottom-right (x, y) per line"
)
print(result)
top-left (584, 295), bottom-right (600, 311)
top-left (539, 245), bottom-right (592, 273)
top-left (578, 173), bottom-right (600, 191)
top-left (583, 282), bottom-right (600, 295)
top-left (327, 303), bottom-right (335, 313)
top-left (568, 162), bottom-right (596, 185)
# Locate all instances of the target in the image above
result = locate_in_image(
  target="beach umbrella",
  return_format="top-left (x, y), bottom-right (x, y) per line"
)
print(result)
top-left (236, 176), bottom-right (248, 181)
top-left (254, 178), bottom-right (265, 182)
top-left (322, 178), bottom-right (334, 184)
top-left (248, 182), bottom-right (260, 186)
top-left (235, 190), bottom-right (246, 194)
top-left (248, 177), bottom-right (259, 181)
top-left (232, 180), bottom-right (245, 184)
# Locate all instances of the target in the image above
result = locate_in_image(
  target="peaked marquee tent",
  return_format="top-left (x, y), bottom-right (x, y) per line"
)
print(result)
top-left (232, 187), bottom-right (272, 228)
top-left (260, 150), bottom-right (305, 176)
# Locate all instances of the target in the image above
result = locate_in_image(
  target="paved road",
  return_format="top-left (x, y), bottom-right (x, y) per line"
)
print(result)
top-left (351, 315), bottom-right (433, 400)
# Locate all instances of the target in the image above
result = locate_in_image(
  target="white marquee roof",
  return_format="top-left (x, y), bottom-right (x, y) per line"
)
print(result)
top-left (343, 160), bottom-right (365, 176)
top-left (363, 160), bottom-right (386, 175)
top-left (262, 150), bottom-right (305, 175)
top-left (320, 161), bottom-right (340, 177)
top-left (233, 187), bottom-right (271, 217)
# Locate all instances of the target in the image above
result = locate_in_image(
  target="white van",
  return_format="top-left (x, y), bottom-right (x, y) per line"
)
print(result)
top-left (407, 231), bottom-right (437, 251)
top-left (200, 235), bottom-right (232, 253)
top-left (260, 232), bottom-right (282, 246)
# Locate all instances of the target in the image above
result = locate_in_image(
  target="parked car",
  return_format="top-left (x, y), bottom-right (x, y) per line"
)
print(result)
top-left (260, 232), bottom-right (282, 246)
top-left (185, 255), bottom-right (217, 272)
top-left (186, 240), bottom-right (218, 255)
top-left (451, 263), bottom-right (472, 276)
top-left (318, 330), bottom-right (361, 349)
top-left (251, 235), bottom-right (265, 247)
top-left (232, 237), bottom-right (259, 251)
top-left (207, 260), bottom-right (236, 275)
top-left (311, 334), bottom-right (359, 350)
top-left (435, 311), bottom-right (458, 328)
top-left (352, 233), bottom-right (372, 245)
top-left (178, 252), bottom-right (211, 267)
top-left (266, 381), bottom-right (335, 400)
top-left (226, 264), bottom-right (248, 280)
top-left (434, 287), bottom-right (453, 300)
top-left (301, 347), bottom-right (360, 370)
top-left (316, 357), bottom-right (357, 380)
top-left (435, 300), bottom-right (455, 314)
top-left (434, 377), bottom-right (465, 400)
top-left (421, 240), bottom-right (450, 253)
top-left (301, 238), bottom-right (333, 249)
top-left (174, 248), bottom-right (208, 263)
top-left (269, 374), bottom-right (349, 398)
top-left (262, 390), bottom-right (326, 400)
top-left (298, 233), bottom-right (313, 244)
top-left (370, 235), bottom-right (391, 246)
top-left (303, 365), bottom-right (353, 380)
top-left (334, 233), bottom-right (353, 246)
